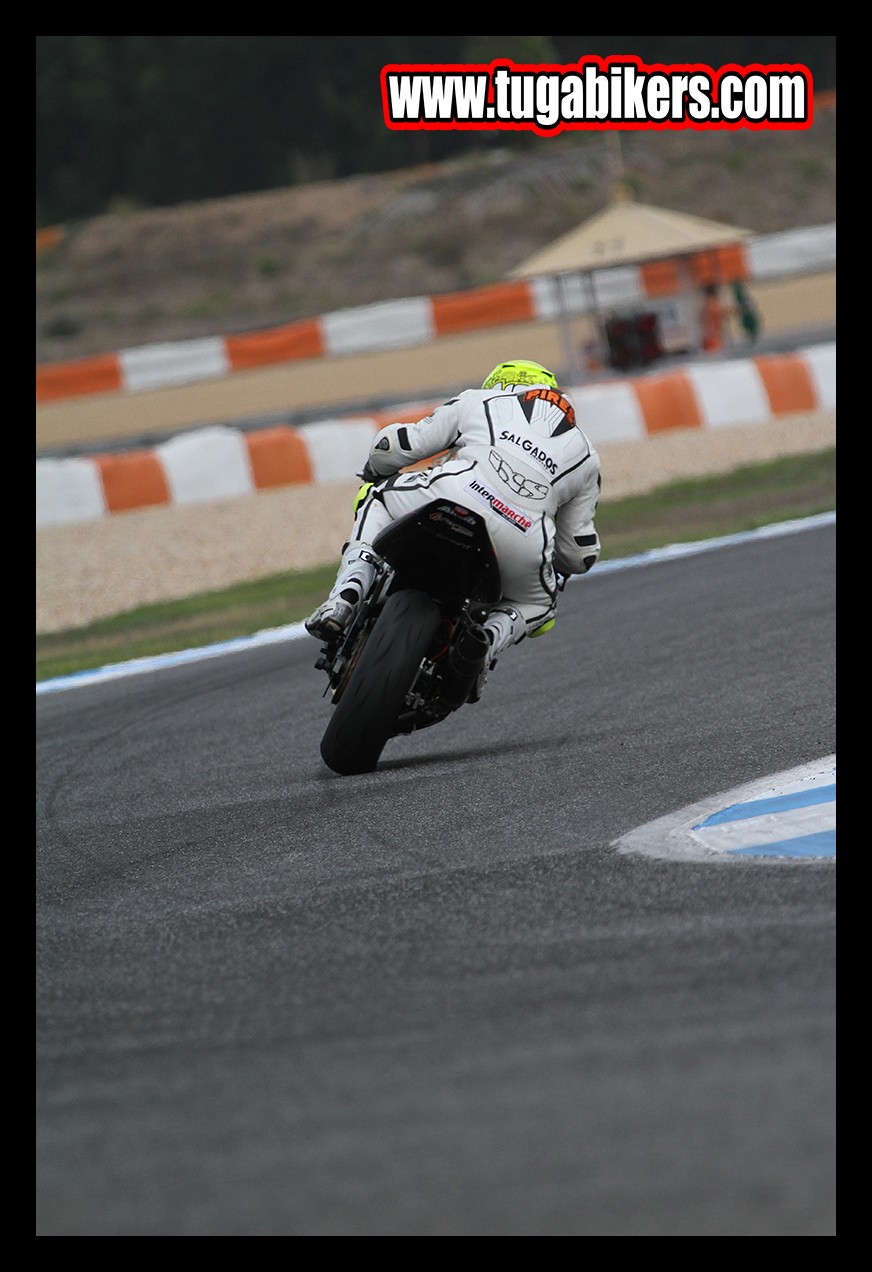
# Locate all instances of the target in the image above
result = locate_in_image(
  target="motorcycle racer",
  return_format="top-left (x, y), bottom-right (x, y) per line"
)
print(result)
top-left (305, 359), bottom-right (603, 662)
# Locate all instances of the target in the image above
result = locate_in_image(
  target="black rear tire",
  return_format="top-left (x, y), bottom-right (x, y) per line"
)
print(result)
top-left (320, 589), bottom-right (442, 775)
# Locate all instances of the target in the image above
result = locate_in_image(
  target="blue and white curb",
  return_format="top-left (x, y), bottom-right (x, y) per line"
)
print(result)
top-left (614, 754), bottom-right (836, 863)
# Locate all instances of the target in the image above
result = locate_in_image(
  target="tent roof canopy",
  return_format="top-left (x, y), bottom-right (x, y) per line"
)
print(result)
top-left (511, 199), bottom-right (753, 278)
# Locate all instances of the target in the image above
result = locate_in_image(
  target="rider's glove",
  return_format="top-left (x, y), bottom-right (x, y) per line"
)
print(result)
top-left (357, 460), bottom-right (379, 484)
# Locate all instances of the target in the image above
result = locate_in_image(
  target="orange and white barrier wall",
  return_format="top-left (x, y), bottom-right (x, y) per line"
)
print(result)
top-left (36, 342), bottom-right (835, 528)
top-left (35, 223), bottom-right (835, 405)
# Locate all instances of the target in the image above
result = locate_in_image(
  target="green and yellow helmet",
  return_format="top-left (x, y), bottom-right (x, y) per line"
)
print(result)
top-left (481, 359), bottom-right (559, 391)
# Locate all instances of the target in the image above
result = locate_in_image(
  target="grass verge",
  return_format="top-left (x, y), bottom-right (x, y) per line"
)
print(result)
top-left (36, 448), bottom-right (835, 684)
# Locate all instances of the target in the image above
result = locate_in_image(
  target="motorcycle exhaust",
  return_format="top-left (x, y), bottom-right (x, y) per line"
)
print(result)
top-left (439, 623), bottom-right (491, 708)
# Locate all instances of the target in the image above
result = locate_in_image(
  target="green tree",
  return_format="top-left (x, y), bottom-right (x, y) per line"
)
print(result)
top-left (461, 36), bottom-right (559, 64)
top-left (36, 36), bottom-right (836, 224)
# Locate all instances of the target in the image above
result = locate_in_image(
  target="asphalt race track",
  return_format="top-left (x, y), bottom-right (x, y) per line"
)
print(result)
top-left (36, 519), bottom-right (836, 1236)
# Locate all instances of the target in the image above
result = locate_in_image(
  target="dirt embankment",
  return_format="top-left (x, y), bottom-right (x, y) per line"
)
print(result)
top-left (36, 112), bottom-right (836, 368)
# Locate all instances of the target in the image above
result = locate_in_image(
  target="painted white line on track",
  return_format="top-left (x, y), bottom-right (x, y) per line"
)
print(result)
top-left (35, 621), bottom-right (310, 695)
top-left (588, 510), bottom-right (835, 577)
top-left (35, 511), bottom-right (835, 697)
top-left (614, 755), bottom-right (836, 863)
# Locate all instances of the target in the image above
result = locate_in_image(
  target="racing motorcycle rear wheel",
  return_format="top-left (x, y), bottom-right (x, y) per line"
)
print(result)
top-left (320, 588), bottom-right (442, 775)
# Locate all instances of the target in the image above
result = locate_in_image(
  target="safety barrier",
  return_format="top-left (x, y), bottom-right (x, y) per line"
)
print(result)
top-left (35, 223), bottom-right (835, 405)
top-left (36, 342), bottom-right (835, 528)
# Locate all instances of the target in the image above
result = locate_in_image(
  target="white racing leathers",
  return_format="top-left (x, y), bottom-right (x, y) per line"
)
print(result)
top-left (339, 383), bottom-right (602, 644)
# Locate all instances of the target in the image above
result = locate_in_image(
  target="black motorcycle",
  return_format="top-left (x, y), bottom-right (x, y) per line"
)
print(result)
top-left (313, 497), bottom-right (503, 775)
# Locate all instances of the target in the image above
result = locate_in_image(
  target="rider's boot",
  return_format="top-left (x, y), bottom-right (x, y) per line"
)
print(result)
top-left (305, 544), bottom-right (380, 641)
top-left (468, 605), bottom-right (524, 702)
top-left (483, 606), bottom-right (523, 658)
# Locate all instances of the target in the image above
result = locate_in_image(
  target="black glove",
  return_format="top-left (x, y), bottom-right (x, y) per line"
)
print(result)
top-left (357, 460), bottom-right (379, 484)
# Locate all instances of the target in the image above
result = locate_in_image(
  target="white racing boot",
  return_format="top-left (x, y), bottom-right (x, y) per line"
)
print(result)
top-left (305, 545), bottom-right (380, 641)
top-left (469, 605), bottom-right (524, 702)
top-left (483, 605), bottom-right (524, 658)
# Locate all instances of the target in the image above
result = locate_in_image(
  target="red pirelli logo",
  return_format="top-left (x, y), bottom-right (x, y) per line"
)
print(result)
top-left (523, 388), bottom-right (576, 425)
